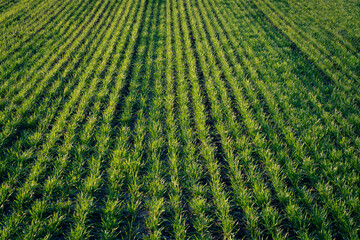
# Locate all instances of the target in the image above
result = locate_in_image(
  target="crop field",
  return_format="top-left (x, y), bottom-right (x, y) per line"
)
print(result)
top-left (0, 0), bottom-right (360, 239)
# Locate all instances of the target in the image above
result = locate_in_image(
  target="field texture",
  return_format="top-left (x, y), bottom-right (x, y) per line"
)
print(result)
top-left (1, 0), bottom-right (360, 239)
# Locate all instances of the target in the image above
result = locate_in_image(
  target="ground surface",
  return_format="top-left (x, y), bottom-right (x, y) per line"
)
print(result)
top-left (0, 0), bottom-right (359, 239)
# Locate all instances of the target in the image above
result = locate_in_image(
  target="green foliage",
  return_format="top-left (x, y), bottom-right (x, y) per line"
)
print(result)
top-left (0, 0), bottom-right (359, 238)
